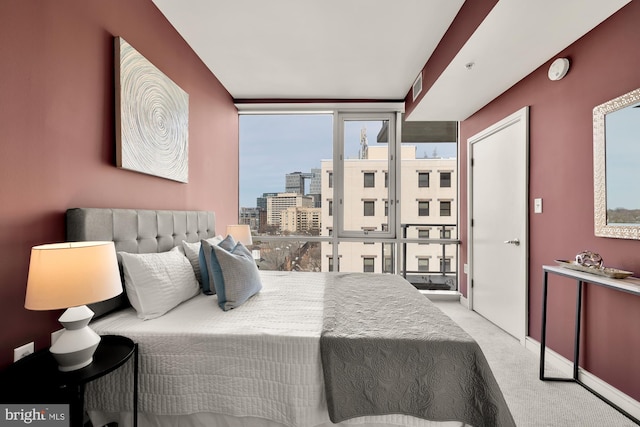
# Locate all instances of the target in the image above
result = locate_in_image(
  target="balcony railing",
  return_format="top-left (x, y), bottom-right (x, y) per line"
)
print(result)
top-left (400, 223), bottom-right (460, 291)
top-left (248, 227), bottom-right (460, 292)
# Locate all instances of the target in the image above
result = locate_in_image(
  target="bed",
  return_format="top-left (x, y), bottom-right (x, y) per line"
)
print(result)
top-left (66, 208), bottom-right (515, 427)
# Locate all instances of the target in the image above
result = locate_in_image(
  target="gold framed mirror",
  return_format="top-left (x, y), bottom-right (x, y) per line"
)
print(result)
top-left (593, 87), bottom-right (640, 239)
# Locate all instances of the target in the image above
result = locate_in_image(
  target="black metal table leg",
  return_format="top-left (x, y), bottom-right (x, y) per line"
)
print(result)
top-left (573, 280), bottom-right (583, 380)
top-left (539, 270), bottom-right (549, 380)
top-left (133, 343), bottom-right (139, 427)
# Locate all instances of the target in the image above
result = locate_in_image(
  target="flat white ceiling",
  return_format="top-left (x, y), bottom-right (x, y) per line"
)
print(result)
top-left (152, 0), bottom-right (631, 121)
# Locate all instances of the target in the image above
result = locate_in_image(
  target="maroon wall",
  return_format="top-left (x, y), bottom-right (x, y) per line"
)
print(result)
top-left (0, 0), bottom-right (238, 368)
top-left (459, 2), bottom-right (640, 399)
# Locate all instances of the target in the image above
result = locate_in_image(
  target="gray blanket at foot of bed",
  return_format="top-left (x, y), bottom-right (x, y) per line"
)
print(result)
top-left (320, 273), bottom-right (515, 427)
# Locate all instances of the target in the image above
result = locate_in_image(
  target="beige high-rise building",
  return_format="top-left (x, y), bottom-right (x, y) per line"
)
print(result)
top-left (266, 193), bottom-right (314, 227)
top-left (321, 145), bottom-right (456, 279)
top-left (281, 206), bottom-right (321, 234)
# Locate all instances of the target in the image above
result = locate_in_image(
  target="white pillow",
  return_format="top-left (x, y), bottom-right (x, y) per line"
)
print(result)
top-left (182, 236), bottom-right (223, 284)
top-left (119, 247), bottom-right (200, 320)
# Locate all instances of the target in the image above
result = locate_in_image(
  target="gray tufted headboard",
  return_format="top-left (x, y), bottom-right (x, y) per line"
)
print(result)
top-left (66, 208), bottom-right (216, 318)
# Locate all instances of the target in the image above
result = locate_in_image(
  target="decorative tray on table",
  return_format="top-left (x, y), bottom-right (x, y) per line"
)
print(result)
top-left (554, 260), bottom-right (634, 279)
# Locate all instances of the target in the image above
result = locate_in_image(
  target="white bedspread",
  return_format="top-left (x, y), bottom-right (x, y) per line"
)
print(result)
top-left (86, 271), bottom-right (465, 427)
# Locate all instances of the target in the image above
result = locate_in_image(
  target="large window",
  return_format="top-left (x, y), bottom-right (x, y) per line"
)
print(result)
top-left (239, 110), bottom-right (458, 290)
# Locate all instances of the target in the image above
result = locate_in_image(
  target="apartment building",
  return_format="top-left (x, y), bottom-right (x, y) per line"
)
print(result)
top-left (266, 192), bottom-right (315, 227)
top-left (320, 145), bottom-right (456, 276)
top-left (280, 206), bottom-right (321, 234)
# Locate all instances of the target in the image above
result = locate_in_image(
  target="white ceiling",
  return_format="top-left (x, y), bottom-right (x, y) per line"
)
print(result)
top-left (152, 0), bottom-right (631, 121)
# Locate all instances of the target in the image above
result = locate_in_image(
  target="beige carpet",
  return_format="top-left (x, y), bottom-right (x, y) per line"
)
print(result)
top-left (432, 300), bottom-right (637, 427)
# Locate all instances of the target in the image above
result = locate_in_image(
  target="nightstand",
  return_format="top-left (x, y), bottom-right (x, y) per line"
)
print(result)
top-left (0, 334), bottom-right (138, 427)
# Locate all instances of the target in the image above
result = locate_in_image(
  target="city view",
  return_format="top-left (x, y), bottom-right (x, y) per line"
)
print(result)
top-left (239, 114), bottom-right (458, 290)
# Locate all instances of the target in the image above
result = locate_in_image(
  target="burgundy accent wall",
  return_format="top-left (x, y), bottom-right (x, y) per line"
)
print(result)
top-left (0, 0), bottom-right (238, 368)
top-left (459, 2), bottom-right (640, 399)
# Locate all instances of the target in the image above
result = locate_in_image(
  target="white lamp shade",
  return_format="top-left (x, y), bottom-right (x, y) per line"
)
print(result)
top-left (226, 224), bottom-right (253, 246)
top-left (25, 241), bottom-right (122, 310)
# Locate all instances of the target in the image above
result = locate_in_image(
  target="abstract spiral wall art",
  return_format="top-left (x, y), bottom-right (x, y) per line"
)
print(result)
top-left (115, 37), bottom-right (189, 183)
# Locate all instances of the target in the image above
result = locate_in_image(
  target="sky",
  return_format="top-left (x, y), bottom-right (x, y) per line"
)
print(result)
top-left (239, 114), bottom-right (457, 208)
top-left (605, 103), bottom-right (640, 210)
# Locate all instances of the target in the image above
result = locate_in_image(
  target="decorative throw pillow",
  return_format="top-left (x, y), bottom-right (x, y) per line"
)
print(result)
top-left (182, 236), bottom-right (223, 284)
top-left (210, 242), bottom-right (262, 311)
top-left (119, 247), bottom-right (200, 320)
top-left (199, 235), bottom-right (236, 295)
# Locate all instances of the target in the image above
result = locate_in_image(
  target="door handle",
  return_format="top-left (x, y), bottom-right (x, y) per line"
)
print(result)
top-left (503, 238), bottom-right (520, 246)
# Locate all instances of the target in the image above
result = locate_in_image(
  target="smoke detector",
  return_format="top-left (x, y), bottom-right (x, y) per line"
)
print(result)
top-left (548, 58), bottom-right (570, 81)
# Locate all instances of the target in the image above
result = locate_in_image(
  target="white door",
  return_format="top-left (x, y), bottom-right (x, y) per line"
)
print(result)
top-left (468, 107), bottom-right (528, 342)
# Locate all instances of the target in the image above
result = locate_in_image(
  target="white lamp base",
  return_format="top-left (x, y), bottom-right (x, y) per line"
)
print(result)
top-left (50, 305), bottom-right (101, 371)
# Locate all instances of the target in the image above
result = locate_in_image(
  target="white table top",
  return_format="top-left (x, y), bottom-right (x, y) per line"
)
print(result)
top-left (543, 264), bottom-right (640, 296)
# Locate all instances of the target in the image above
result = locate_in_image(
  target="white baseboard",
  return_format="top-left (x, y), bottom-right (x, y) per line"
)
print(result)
top-left (459, 294), bottom-right (469, 308)
top-left (420, 290), bottom-right (460, 302)
top-left (525, 337), bottom-right (640, 420)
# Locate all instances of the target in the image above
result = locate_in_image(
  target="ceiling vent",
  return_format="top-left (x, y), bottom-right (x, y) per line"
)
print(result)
top-left (412, 72), bottom-right (423, 101)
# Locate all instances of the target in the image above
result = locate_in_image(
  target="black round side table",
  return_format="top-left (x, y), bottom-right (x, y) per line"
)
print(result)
top-left (0, 334), bottom-right (138, 427)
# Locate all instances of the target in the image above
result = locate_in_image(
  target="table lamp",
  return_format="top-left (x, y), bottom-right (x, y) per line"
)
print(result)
top-left (226, 224), bottom-right (253, 246)
top-left (25, 241), bottom-right (122, 371)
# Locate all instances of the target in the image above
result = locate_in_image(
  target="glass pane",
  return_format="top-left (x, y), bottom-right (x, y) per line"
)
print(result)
top-left (239, 114), bottom-right (333, 238)
top-left (440, 172), bottom-right (451, 187)
top-left (363, 200), bottom-right (375, 216)
top-left (440, 201), bottom-right (452, 216)
top-left (364, 172), bottom-right (375, 187)
top-left (341, 119), bottom-right (390, 235)
top-left (253, 239), bottom-right (322, 272)
top-left (418, 201), bottom-right (429, 216)
top-left (418, 172), bottom-right (430, 187)
top-left (336, 241), bottom-right (391, 273)
top-left (400, 117), bottom-right (458, 290)
top-left (383, 243), bottom-right (394, 273)
top-left (402, 227), bottom-right (458, 290)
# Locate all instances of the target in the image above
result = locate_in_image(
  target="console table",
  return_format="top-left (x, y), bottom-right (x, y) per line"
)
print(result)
top-left (540, 265), bottom-right (640, 424)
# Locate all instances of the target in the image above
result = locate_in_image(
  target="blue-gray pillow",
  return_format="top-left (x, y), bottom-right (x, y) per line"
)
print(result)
top-left (182, 236), bottom-right (223, 285)
top-left (210, 242), bottom-right (262, 311)
top-left (199, 235), bottom-right (235, 295)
